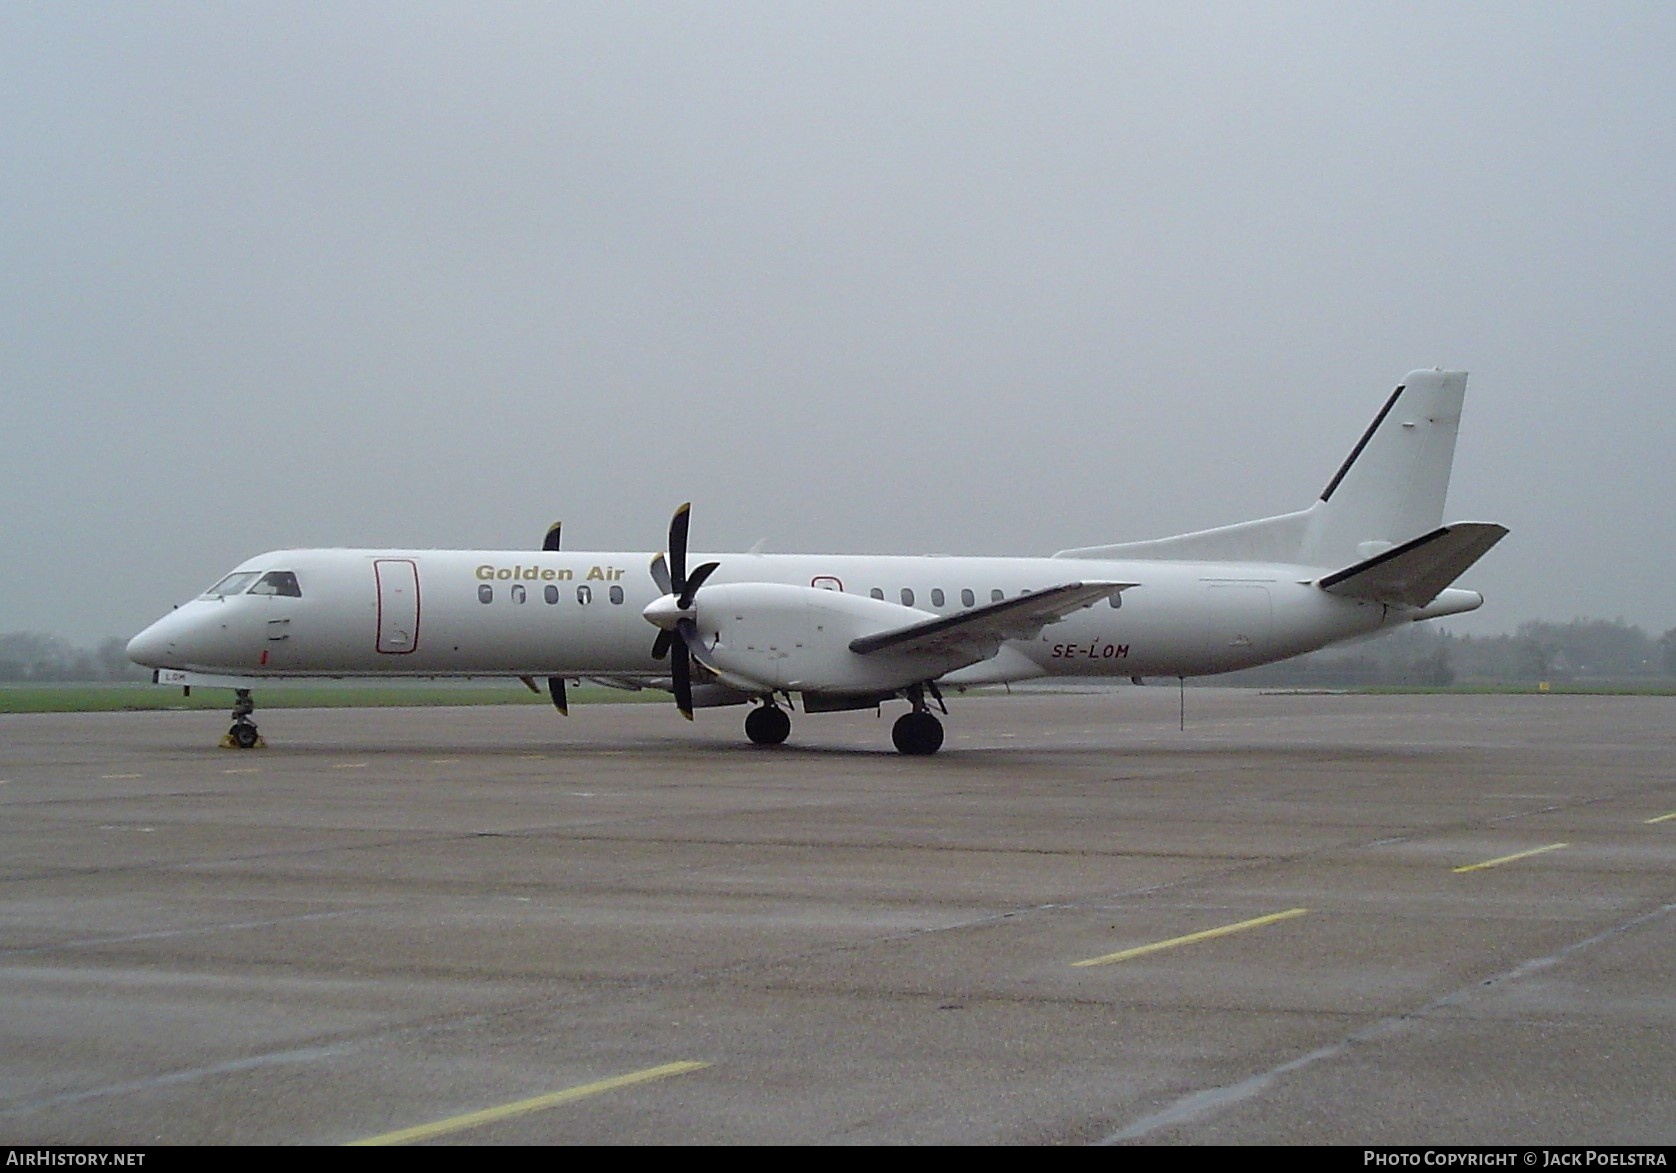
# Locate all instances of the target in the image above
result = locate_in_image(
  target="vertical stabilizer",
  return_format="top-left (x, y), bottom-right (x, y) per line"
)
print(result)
top-left (1053, 369), bottom-right (1471, 568)
top-left (1299, 370), bottom-right (1466, 567)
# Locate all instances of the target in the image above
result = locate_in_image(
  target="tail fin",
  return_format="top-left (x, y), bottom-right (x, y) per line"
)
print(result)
top-left (1055, 370), bottom-right (1470, 569)
top-left (1299, 369), bottom-right (1466, 567)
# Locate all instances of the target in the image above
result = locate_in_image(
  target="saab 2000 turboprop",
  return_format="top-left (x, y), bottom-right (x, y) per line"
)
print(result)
top-left (127, 369), bottom-right (1507, 755)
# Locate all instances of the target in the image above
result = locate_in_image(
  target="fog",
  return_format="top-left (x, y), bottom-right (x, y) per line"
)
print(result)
top-left (4, 3), bottom-right (1673, 643)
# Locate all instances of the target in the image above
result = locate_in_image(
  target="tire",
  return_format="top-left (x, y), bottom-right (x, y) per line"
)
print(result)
top-left (745, 705), bottom-right (791, 746)
top-left (891, 711), bottom-right (943, 755)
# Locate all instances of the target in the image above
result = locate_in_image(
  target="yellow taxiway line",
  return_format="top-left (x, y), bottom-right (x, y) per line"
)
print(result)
top-left (1644, 812), bottom-right (1676, 825)
top-left (348, 1060), bottom-right (710, 1146)
top-left (1453, 843), bottom-right (1568, 873)
top-left (1072, 908), bottom-right (1309, 968)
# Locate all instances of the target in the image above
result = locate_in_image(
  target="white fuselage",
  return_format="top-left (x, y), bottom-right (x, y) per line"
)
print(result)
top-left (126, 546), bottom-right (1406, 685)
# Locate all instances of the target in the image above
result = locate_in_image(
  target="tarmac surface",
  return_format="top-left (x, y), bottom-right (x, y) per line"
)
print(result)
top-left (0, 688), bottom-right (1672, 1146)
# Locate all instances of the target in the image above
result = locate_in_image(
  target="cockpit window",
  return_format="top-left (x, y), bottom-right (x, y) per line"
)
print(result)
top-left (202, 571), bottom-right (261, 598)
top-left (248, 570), bottom-right (302, 597)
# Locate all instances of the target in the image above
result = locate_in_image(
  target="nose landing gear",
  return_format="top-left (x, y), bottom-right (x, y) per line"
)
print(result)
top-left (219, 689), bottom-right (266, 750)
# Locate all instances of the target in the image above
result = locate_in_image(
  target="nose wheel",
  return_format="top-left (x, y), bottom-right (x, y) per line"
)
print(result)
top-left (220, 689), bottom-right (266, 750)
top-left (744, 703), bottom-right (792, 746)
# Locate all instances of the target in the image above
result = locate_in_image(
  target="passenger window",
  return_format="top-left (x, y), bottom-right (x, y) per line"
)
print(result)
top-left (961, 588), bottom-right (975, 607)
top-left (869, 588), bottom-right (884, 600)
top-left (248, 570), bottom-right (302, 597)
top-left (930, 588), bottom-right (945, 607)
top-left (511, 584), bottom-right (527, 604)
top-left (900, 588), bottom-right (915, 607)
top-left (576, 585), bottom-right (592, 605)
top-left (991, 589), bottom-right (1004, 603)
top-left (609, 585), bottom-right (624, 605)
top-left (544, 584), bottom-right (560, 604)
top-left (478, 585), bottom-right (493, 604)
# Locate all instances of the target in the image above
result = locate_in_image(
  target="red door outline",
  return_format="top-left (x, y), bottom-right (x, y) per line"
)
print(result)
top-left (374, 559), bottom-right (421, 654)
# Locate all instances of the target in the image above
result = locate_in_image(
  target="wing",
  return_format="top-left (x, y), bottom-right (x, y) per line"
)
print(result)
top-left (848, 581), bottom-right (1134, 658)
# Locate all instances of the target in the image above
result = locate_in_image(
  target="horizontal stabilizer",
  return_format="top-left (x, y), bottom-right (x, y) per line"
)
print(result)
top-left (849, 581), bottom-right (1132, 657)
top-left (1318, 523), bottom-right (1508, 607)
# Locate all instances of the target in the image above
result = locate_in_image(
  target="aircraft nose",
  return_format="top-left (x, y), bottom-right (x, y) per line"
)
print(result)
top-left (126, 616), bottom-right (176, 668)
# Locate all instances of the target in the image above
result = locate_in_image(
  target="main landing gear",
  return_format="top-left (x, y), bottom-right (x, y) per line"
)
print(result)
top-left (744, 703), bottom-right (792, 746)
top-left (890, 682), bottom-right (946, 756)
top-left (741, 690), bottom-right (946, 755)
top-left (220, 688), bottom-right (266, 750)
top-left (891, 710), bottom-right (944, 756)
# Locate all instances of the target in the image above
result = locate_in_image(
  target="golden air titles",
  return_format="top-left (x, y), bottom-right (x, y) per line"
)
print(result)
top-left (474, 564), bottom-right (628, 583)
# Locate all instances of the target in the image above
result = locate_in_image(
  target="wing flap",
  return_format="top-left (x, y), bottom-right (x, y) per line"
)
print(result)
top-left (848, 581), bottom-right (1133, 657)
top-left (1318, 523), bottom-right (1508, 607)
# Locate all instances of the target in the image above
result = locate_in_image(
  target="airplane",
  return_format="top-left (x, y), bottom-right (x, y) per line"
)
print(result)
top-left (127, 369), bottom-right (1507, 755)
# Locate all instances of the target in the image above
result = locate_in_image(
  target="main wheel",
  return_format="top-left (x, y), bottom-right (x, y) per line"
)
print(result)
top-left (229, 723), bottom-right (260, 750)
top-left (744, 705), bottom-right (791, 746)
top-left (891, 711), bottom-right (944, 756)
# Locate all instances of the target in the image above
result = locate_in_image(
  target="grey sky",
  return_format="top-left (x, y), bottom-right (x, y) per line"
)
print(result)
top-left (4, 2), bottom-right (1674, 644)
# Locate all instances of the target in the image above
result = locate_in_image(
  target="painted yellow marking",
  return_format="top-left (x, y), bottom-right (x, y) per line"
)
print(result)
top-left (1645, 812), bottom-right (1676, 825)
top-left (331, 763), bottom-right (368, 770)
top-left (428, 758), bottom-right (460, 764)
top-left (1453, 843), bottom-right (1569, 873)
top-left (347, 1061), bottom-right (710, 1146)
top-left (223, 768), bottom-right (260, 775)
top-left (1073, 908), bottom-right (1309, 968)
top-left (101, 773), bottom-right (142, 780)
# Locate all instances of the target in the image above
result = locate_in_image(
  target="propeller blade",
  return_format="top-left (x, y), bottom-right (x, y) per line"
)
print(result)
top-left (671, 637), bottom-right (694, 720)
top-left (668, 502), bottom-right (691, 592)
top-left (547, 676), bottom-right (569, 715)
top-left (680, 561), bottom-right (720, 608)
top-left (652, 505), bottom-right (708, 723)
top-left (542, 521), bottom-right (562, 552)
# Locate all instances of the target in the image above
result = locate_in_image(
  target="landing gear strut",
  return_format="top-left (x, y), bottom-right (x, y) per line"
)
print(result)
top-left (221, 688), bottom-right (265, 750)
top-left (745, 703), bottom-right (792, 746)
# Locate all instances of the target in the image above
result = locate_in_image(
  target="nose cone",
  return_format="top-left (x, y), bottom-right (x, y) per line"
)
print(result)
top-left (126, 616), bottom-right (175, 668)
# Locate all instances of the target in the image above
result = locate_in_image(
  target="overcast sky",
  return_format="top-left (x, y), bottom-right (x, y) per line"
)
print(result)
top-left (4, 2), bottom-right (1673, 645)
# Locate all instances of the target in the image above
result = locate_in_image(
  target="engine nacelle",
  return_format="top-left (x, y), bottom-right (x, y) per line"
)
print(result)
top-left (692, 583), bottom-right (976, 694)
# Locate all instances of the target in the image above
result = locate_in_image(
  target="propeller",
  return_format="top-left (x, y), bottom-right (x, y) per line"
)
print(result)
top-left (644, 503), bottom-right (719, 720)
top-left (541, 521), bottom-right (567, 715)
